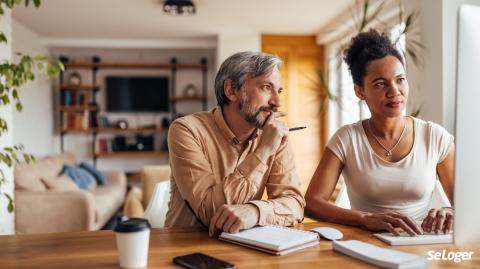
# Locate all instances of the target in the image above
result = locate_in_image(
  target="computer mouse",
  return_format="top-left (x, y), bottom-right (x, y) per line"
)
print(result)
top-left (310, 227), bottom-right (344, 241)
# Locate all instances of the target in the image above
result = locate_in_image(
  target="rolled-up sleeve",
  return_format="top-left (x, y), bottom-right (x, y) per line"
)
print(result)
top-left (249, 142), bottom-right (305, 226)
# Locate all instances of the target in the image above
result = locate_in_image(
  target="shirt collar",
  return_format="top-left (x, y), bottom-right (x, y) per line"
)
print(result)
top-left (213, 106), bottom-right (259, 145)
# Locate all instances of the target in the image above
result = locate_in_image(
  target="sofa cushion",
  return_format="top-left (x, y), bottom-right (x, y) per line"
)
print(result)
top-left (79, 162), bottom-right (106, 185)
top-left (41, 175), bottom-right (80, 191)
top-left (62, 165), bottom-right (96, 190)
top-left (14, 152), bottom-right (78, 191)
top-left (15, 158), bottom-right (55, 191)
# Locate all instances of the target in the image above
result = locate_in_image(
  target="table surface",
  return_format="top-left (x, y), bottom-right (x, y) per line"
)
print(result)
top-left (1, 221), bottom-right (478, 268)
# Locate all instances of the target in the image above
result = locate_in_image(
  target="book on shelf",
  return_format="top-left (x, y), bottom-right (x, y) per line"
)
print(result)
top-left (95, 138), bottom-right (111, 154)
top-left (219, 225), bottom-right (319, 256)
top-left (60, 110), bottom-right (97, 130)
top-left (60, 89), bottom-right (90, 106)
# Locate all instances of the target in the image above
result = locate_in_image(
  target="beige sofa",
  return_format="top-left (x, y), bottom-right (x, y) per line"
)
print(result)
top-left (14, 152), bottom-right (127, 234)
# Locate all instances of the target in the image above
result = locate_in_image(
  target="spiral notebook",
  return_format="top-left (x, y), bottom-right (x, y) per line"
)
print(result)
top-left (219, 225), bottom-right (320, 255)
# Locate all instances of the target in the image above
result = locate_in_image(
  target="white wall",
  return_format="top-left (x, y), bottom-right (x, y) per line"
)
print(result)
top-left (216, 32), bottom-right (261, 70)
top-left (0, 9), bottom-right (14, 235)
top-left (416, 0), bottom-right (480, 133)
top-left (49, 47), bottom-right (215, 172)
top-left (11, 19), bottom-right (54, 156)
top-left (442, 0), bottom-right (480, 132)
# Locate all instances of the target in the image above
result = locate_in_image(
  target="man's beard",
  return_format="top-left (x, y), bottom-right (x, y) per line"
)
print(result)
top-left (238, 92), bottom-right (273, 129)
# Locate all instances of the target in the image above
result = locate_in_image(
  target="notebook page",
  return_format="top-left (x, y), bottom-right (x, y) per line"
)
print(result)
top-left (220, 226), bottom-right (319, 251)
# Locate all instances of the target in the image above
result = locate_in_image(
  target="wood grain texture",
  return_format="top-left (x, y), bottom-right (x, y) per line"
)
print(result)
top-left (1, 222), bottom-right (478, 268)
top-left (262, 35), bottom-right (327, 194)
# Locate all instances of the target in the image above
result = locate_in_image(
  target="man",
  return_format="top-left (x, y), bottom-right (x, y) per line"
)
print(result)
top-left (165, 51), bottom-right (305, 236)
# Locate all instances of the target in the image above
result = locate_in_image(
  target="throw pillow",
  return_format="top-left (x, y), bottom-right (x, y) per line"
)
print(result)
top-left (41, 175), bottom-right (79, 191)
top-left (79, 162), bottom-right (106, 185)
top-left (61, 165), bottom-right (95, 190)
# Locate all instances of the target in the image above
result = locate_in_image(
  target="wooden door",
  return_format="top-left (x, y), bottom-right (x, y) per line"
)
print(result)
top-left (262, 35), bottom-right (327, 194)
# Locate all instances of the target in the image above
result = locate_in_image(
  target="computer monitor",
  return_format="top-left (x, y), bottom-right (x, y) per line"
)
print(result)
top-left (454, 3), bottom-right (480, 245)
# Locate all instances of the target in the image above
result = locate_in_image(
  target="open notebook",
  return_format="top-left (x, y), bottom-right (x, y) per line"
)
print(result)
top-left (219, 225), bottom-right (319, 255)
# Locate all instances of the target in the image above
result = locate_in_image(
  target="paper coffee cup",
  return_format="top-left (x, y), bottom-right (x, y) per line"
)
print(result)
top-left (114, 218), bottom-right (151, 269)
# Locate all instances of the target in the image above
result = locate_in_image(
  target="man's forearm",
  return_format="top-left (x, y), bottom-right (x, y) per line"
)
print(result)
top-left (249, 195), bottom-right (305, 226)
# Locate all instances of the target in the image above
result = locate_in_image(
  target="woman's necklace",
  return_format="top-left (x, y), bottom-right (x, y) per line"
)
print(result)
top-left (368, 118), bottom-right (407, 156)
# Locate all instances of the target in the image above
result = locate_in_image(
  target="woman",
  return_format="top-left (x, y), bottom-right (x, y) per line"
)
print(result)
top-left (305, 29), bottom-right (455, 236)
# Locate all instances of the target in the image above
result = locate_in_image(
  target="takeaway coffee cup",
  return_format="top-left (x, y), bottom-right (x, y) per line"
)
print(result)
top-left (114, 217), bottom-right (151, 269)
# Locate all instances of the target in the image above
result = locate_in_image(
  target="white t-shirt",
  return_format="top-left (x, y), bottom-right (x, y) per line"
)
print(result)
top-left (327, 117), bottom-right (454, 220)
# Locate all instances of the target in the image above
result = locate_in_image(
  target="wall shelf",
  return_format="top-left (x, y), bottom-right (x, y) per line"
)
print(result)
top-left (59, 106), bottom-right (98, 112)
top-left (58, 128), bottom-right (168, 134)
top-left (94, 151), bottom-right (169, 158)
top-left (58, 55), bottom-right (208, 167)
top-left (61, 84), bottom-right (99, 91)
top-left (65, 62), bottom-right (206, 70)
top-left (170, 96), bottom-right (207, 102)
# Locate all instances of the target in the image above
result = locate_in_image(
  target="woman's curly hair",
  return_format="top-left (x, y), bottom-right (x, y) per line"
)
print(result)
top-left (343, 29), bottom-right (404, 87)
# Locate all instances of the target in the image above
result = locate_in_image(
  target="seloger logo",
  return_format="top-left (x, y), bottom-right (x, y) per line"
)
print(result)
top-left (427, 250), bottom-right (474, 263)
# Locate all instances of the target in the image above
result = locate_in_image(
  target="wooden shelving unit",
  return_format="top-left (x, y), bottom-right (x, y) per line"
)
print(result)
top-left (65, 62), bottom-right (205, 70)
top-left (170, 96), bottom-right (207, 102)
top-left (94, 151), bottom-right (169, 158)
top-left (58, 127), bottom-right (168, 134)
top-left (58, 55), bottom-right (208, 167)
top-left (60, 84), bottom-right (99, 91)
top-left (59, 105), bottom-right (98, 112)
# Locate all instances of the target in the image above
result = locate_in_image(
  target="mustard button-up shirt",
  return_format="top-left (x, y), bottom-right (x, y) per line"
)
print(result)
top-left (165, 107), bottom-right (305, 228)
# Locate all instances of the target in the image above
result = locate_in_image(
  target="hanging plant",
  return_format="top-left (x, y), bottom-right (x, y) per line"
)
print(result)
top-left (0, 0), bottom-right (64, 213)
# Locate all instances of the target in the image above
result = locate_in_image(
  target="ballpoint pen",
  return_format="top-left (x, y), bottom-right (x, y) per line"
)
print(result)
top-left (289, 126), bottom-right (306, 132)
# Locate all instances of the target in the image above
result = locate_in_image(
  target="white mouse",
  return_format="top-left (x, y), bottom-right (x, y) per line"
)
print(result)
top-left (310, 227), bottom-right (343, 241)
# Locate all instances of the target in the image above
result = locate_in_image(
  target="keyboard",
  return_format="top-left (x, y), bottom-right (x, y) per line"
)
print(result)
top-left (373, 232), bottom-right (453, 245)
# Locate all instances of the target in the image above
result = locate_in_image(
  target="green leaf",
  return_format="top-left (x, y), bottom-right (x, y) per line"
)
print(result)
top-left (15, 102), bottom-right (23, 112)
top-left (33, 0), bottom-right (41, 8)
top-left (34, 55), bottom-right (47, 61)
top-left (5, 0), bottom-right (15, 9)
top-left (0, 33), bottom-right (7, 44)
top-left (1, 94), bottom-right (10, 105)
top-left (5, 193), bottom-right (14, 213)
top-left (0, 118), bottom-right (7, 134)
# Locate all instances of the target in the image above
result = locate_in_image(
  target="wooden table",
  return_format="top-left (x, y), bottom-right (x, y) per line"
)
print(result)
top-left (1, 221), bottom-right (479, 268)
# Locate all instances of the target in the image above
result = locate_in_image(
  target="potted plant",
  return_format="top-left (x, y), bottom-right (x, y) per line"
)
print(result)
top-left (0, 0), bottom-right (63, 214)
top-left (314, 0), bottom-right (424, 116)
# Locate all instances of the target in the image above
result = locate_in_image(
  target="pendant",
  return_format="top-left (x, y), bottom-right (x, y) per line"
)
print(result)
top-left (386, 151), bottom-right (392, 156)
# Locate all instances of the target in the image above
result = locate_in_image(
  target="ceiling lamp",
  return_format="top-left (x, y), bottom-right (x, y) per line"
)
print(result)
top-left (163, 0), bottom-right (196, 15)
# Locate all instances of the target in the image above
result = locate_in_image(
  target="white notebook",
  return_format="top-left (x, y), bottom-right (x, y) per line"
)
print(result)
top-left (219, 225), bottom-right (319, 255)
top-left (333, 240), bottom-right (426, 269)
top-left (373, 232), bottom-right (453, 246)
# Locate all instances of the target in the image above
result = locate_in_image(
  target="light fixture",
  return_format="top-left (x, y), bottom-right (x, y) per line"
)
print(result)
top-left (163, 0), bottom-right (196, 16)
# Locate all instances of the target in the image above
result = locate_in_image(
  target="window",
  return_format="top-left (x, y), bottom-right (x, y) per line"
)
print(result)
top-left (326, 24), bottom-right (406, 138)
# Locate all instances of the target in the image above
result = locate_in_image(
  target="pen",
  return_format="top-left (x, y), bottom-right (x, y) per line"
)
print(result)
top-left (289, 126), bottom-right (306, 132)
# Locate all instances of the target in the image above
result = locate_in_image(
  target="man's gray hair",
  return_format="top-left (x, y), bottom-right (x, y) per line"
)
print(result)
top-left (215, 51), bottom-right (282, 107)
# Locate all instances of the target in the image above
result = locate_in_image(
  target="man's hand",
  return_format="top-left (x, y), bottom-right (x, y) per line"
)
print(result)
top-left (360, 211), bottom-right (423, 236)
top-left (209, 204), bottom-right (259, 237)
top-left (421, 207), bottom-right (454, 234)
top-left (256, 111), bottom-right (288, 159)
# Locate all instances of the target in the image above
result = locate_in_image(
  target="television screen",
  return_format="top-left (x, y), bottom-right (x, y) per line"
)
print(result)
top-left (106, 76), bottom-right (169, 112)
